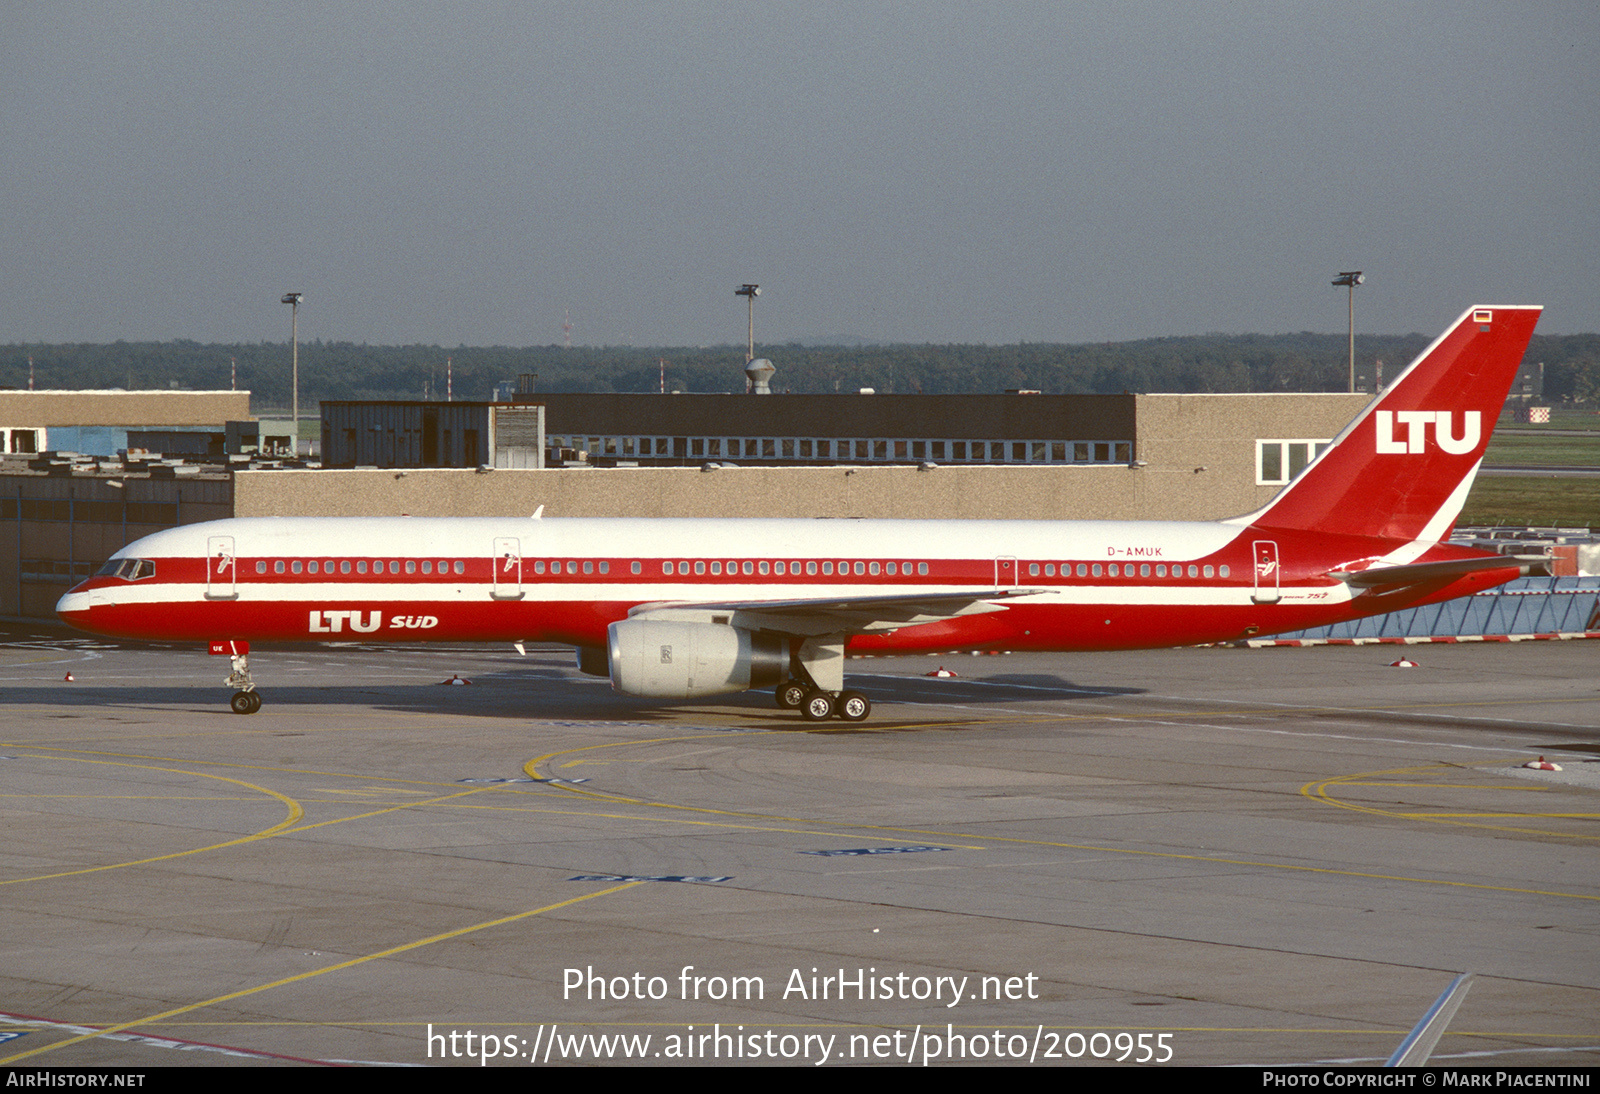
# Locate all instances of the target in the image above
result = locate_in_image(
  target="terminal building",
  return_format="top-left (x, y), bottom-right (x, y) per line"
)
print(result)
top-left (318, 391), bottom-right (1362, 485)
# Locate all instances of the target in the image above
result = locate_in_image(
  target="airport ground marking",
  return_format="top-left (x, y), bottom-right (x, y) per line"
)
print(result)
top-left (401, 797), bottom-right (988, 849)
top-left (0, 741), bottom-right (578, 797)
top-left (0, 752), bottom-right (560, 884)
top-left (0, 754), bottom-right (303, 886)
top-left (1302, 763), bottom-right (1600, 841)
top-left (523, 735), bottom-right (1600, 903)
top-left (0, 880), bottom-right (646, 1065)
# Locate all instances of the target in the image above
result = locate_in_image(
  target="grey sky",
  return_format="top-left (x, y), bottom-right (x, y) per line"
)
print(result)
top-left (2, 2), bottom-right (1595, 348)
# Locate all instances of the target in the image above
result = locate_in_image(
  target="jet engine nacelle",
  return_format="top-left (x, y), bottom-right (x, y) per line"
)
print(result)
top-left (606, 619), bottom-right (787, 698)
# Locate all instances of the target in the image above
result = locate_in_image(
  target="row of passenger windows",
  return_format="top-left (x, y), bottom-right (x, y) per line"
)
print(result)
top-left (1029, 562), bottom-right (1231, 579)
top-left (254, 559), bottom-right (467, 575)
top-left (661, 559), bottom-right (931, 577)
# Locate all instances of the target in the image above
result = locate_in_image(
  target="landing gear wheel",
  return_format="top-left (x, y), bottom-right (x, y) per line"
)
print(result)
top-left (776, 681), bottom-right (809, 709)
top-left (230, 690), bottom-right (260, 715)
top-left (801, 690), bottom-right (835, 721)
top-left (836, 690), bottom-right (871, 722)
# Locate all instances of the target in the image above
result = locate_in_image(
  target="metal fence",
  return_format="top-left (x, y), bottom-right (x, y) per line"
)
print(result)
top-left (1259, 577), bottom-right (1600, 643)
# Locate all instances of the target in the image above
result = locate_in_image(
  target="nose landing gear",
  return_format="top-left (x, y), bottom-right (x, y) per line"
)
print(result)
top-left (225, 651), bottom-right (262, 714)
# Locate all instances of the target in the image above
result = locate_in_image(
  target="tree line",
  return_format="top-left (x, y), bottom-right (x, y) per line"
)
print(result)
top-left (2, 332), bottom-right (1595, 410)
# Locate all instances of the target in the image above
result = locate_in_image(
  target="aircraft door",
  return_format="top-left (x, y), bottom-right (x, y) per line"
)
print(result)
top-left (206, 535), bottom-right (238, 600)
top-left (1252, 540), bottom-right (1281, 604)
top-left (492, 537), bottom-right (523, 600)
top-left (994, 556), bottom-right (1018, 588)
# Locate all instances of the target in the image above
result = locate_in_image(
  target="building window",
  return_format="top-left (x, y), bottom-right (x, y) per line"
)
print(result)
top-left (1257, 439), bottom-right (1330, 485)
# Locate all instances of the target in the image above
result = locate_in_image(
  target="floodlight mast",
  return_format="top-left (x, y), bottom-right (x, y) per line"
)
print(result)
top-left (1332, 271), bottom-right (1363, 393)
top-left (736, 284), bottom-right (760, 363)
top-left (280, 292), bottom-right (304, 452)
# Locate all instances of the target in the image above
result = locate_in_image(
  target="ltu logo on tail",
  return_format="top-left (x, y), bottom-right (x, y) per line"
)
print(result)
top-left (1374, 410), bottom-right (1480, 455)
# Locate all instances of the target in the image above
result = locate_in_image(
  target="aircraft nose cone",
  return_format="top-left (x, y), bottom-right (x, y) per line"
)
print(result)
top-left (56, 589), bottom-right (93, 625)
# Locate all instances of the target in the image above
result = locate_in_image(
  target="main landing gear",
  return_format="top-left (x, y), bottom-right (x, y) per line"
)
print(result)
top-left (773, 634), bottom-right (869, 722)
top-left (226, 651), bottom-right (262, 715)
top-left (774, 681), bottom-right (871, 723)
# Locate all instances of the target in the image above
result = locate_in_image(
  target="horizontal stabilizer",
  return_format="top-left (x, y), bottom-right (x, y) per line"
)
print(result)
top-left (1328, 556), bottom-right (1526, 589)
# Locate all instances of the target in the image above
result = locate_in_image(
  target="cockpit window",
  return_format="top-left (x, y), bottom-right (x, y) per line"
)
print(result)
top-left (98, 558), bottom-right (156, 581)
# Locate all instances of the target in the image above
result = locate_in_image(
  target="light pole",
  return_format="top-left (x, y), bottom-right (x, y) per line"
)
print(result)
top-left (281, 292), bottom-right (303, 453)
top-left (1332, 271), bottom-right (1363, 393)
top-left (735, 284), bottom-right (759, 364)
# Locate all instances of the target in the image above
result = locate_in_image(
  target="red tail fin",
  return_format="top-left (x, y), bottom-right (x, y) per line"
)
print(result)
top-left (1242, 305), bottom-right (1541, 542)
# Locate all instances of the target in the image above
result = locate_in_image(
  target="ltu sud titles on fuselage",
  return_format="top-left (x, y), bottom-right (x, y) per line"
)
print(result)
top-left (1263, 1075), bottom-right (1587, 1087)
top-left (307, 610), bottom-right (436, 633)
top-left (565, 965), bottom-right (1039, 1007)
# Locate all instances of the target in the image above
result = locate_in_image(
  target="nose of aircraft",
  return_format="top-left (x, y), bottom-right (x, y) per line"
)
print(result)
top-left (56, 588), bottom-right (94, 627)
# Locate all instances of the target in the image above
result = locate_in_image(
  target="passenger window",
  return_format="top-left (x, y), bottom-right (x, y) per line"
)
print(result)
top-left (1044, 564), bottom-right (1054, 576)
top-left (742, 561), bottom-right (753, 575)
top-left (534, 561), bottom-right (545, 574)
top-left (759, 561), bottom-right (770, 575)
top-left (694, 561), bottom-right (705, 575)
top-left (405, 561), bottom-right (416, 574)
top-left (583, 561), bottom-right (594, 574)
top-left (711, 561), bottom-right (721, 575)
top-left (663, 562), bottom-right (674, 575)
top-left (1188, 565), bottom-right (1199, 578)
top-left (1140, 564), bottom-right (1150, 577)
top-left (1075, 563), bottom-right (1086, 577)
top-left (822, 562), bottom-right (833, 575)
top-left (868, 561), bottom-right (880, 575)
top-left (1219, 564), bottom-right (1231, 578)
top-left (599, 561), bottom-right (609, 574)
top-left (1029, 563), bottom-right (1039, 576)
top-left (918, 563), bottom-right (928, 576)
top-left (774, 561), bottom-right (785, 575)
top-left (341, 560), bottom-right (351, 574)
top-left (256, 561), bottom-right (266, 574)
top-left (357, 561), bottom-right (367, 574)
top-left (853, 562), bottom-right (865, 575)
top-left (454, 561), bottom-right (464, 575)
top-left (1203, 565), bottom-right (1215, 578)
top-left (422, 561), bottom-right (432, 574)
top-left (1156, 564), bottom-right (1166, 577)
top-left (630, 561), bottom-right (641, 575)
top-left (807, 562), bottom-right (818, 575)
top-left (1092, 564), bottom-right (1103, 577)
top-left (390, 561), bottom-right (400, 574)
top-left (1108, 564), bottom-right (1119, 577)
top-left (292, 561), bottom-right (303, 574)
top-left (886, 562), bottom-right (896, 576)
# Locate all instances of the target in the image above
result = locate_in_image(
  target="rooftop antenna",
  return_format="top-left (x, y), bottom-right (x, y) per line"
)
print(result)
top-left (563, 308), bottom-right (573, 349)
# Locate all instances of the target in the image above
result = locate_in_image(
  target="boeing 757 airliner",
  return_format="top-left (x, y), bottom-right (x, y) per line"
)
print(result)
top-left (57, 305), bottom-right (1541, 721)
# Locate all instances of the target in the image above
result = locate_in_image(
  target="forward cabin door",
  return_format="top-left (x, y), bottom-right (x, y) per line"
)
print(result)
top-left (1252, 540), bottom-right (1281, 604)
top-left (206, 535), bottom-right (238, 600)
top-left (492, 537), bottom-right (523, 600)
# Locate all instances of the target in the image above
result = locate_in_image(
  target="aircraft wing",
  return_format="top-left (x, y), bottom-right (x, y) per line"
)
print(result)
top-left (626, 588), bottom-right (1046, 636)
top-left (1328, 556), bottom-right (1528, 590)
